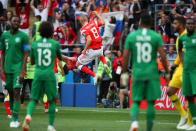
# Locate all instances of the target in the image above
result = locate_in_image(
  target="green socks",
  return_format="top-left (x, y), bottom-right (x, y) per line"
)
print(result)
top-left (188, 101), bottom-right (196, 125)
top-left (49, 101), bottom-right (56, 126)
top-left (146, 101), bottom-right (155, 131)
top-left (130, 101), bottom-right (140, 121)
top-left (26, 100), bottom-right (56, 126)
top-left (12, 102), bottom-right (20, 121)
top-left (27, 100), bottom-right (36, 116)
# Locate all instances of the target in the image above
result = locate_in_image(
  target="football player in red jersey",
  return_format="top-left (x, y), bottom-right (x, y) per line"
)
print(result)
top-left (76, 11), bottom-right (112, 85)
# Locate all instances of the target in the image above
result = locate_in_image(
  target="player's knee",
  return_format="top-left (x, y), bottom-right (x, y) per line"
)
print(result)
top-left (77, 65), bottom-right (83, 70)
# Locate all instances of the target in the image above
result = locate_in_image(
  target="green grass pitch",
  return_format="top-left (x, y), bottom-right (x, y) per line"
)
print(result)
top-left (0, 103), bottom-right (181, 131)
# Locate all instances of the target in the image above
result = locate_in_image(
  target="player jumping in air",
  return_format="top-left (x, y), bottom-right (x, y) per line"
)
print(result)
top-left (178, 18), bottom-right (196, 130)
top-left (76, 11), bottom-right (112, 85)
top-left (121, 13), bottom-right (169, 131)
top-left (22, 21), bottom-right (73, 131)
top-left (167, 17), bottom-right (193, 129)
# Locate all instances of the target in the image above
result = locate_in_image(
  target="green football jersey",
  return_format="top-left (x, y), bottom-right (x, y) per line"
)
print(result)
top-left (30, 38), bottom-right (62, 80)
top-left (178, 31), bottom-right (196, 71)
top-left (0, 30), bottom-right (29, 74)
top-left (124, 28), bottom-right (163, 80)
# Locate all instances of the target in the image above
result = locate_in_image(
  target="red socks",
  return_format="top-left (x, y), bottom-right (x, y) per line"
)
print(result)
top-left (99, 56), bottom-right (106, 65)
top-left (44, 101), bottom-right (49, 111)
top-left (4, 101), bottom-right (12, 117)
top-left (44, 99), bottom-right (58, 111)
top-left (54, 99), bottom-right (57, 106)
top-left (81, 66), bottom-right (96, 77)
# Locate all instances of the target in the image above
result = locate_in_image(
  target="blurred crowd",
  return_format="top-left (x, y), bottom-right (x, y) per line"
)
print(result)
top-left (0, 0), bottom-right (196, 107)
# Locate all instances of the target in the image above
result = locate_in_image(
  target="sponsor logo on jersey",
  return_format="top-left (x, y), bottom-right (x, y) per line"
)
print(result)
top-left (192, 39), bottom-right (196, 44)
top-left (15, 37), bottom-right (20, 43)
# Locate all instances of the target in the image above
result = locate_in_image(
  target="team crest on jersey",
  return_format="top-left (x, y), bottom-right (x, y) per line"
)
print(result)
top-left (15, 37), bottom-right (21, 43)
top-left (192, 39), bottom-right (196, 44)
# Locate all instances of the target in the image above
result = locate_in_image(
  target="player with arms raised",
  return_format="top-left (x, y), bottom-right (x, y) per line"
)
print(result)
top-left (76, 11), bottom-right (112, 85)
top-left (121, 13), bottom-right (169, 131)
top-left (178, 18), bottom-right (196, 130)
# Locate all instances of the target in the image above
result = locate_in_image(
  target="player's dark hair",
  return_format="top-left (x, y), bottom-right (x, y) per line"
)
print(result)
top-left (39, 21), bottom-right (54, 38)
top-left (35, 15), bottom-right (41, 21)
top-left (110, 16), bottom-right (116, 24)
top-left (140, 13), bottom-right (152, 27)
top-left (174, 17), bottom-right (186, 27)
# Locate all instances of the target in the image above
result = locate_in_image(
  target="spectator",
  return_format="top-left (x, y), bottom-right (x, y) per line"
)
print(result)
top-left (102, 16), bottom-right (116, 51)
top-left (15, 0), bottom-right (30, 35)
top-left (117, 87), bottom-right (130, 109)
top-left (65, 23), bottom-right (77, 46)
top-left (102, 81), bottom-right (120, 108)
top-left (0, 0), bottom-right (8, 14)
top-left (184, 8), bottom-right (193, 19)
top-left (0, 15), bottom-right (10, 37)
top-left (167, 45), bottom-right (177, 67)
top-left (97, 50), bottom-right (112, 103)
top-left (0, 1), bottom-right (3, 16)
top-left (5, 10), bottom-right (13, 26)
top-left (60, 2), bottom-right (75, 30)
top-left (128, 0), bottom-right (135, 30)
top-left (112, 50), bottom-right (123, 88)
top-left (32, 15), bottom-right (42, 41)
top-left (21, 57), bottom-right (35, 106)
top-left (157, 13), bottom-right (172, 42)
top-left (94, 0), bottom-right (110, 14)
top-left (53, 11), bottom-right (62, 30)
top-left (132, 0), bottom-right (142, 23)
top-left (30, 0), bottom-right (51, 21)
top-left (41, 0), bottom-right (54, 22)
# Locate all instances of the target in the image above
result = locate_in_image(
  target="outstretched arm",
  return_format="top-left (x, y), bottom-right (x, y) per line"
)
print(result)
top-left (93, 11), bottom-right (105, 25)
top-left (61, 55), bottom-right (76, 61)
top-left (30, 0), bottom-right (35, 11)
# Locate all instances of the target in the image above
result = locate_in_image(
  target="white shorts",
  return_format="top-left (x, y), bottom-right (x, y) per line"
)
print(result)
top-left (102, 37), bottom-right (114, 47)
top-left (78, 47), bottom-right (103, 65)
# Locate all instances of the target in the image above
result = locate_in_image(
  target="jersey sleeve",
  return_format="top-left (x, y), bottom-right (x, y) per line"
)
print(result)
top-left (124, 34), bottom-right (132, 50)
top-left (178, 36), bottom-right (183, 52)
top-left (56, 42), bottom-right (62, 60)
top-left (81, 29), bottom-right (89, 38)
top-left (156, 34), bottom-right (164, 47)
top-left (0, 33), bottom-right (5, 52)
top-left (23, 34), bottom-right (30, 51)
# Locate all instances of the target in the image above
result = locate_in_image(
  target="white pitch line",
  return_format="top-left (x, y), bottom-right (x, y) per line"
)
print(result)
top-left (116, 121), bottom-right (177, 125)
top-left (0, 106), bottom-right (179, 115)
top-left (157, 122), bottom-right (177, 125)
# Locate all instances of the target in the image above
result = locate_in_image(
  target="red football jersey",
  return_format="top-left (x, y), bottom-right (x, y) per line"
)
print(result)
top-left (15, 3), bottom-right (30, 29)
top-left (80, 20), bottom-right (103, 50)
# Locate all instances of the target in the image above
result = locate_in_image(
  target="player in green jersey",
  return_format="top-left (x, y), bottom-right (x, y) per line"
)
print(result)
top-left (178, 18), bottom-right (196, 130)
top-left (121, 13), bottom-right (169, 131)
top-left (22, 21), bottom-right (72, 131)
top-left (0, 15), bottom-right (29, 128)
